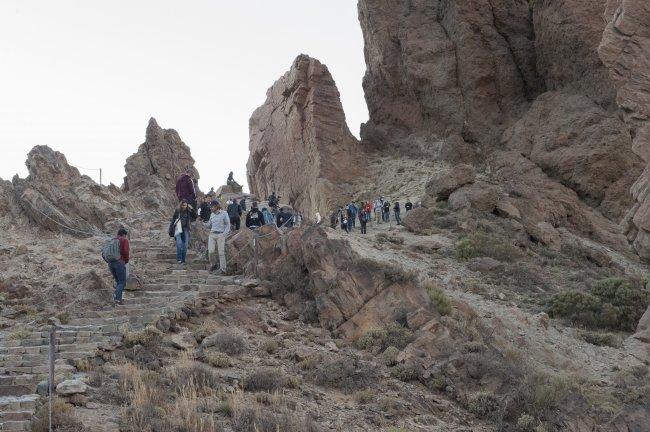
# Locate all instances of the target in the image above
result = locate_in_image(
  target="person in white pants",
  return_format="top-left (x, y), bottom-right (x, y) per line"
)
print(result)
top-left (204, 200), bottom-right (231, 274)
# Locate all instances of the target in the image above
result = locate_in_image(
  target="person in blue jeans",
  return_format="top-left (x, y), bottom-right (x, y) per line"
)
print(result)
top-left (109, 228), bottom-right (130, 305)
top-left (170, 199), bottom-right (197, 264)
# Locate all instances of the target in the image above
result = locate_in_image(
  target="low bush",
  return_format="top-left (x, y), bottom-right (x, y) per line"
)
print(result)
top-left (548, 277), bottom-right (649, 331)
top-left (201, 330), bottom-right (247, 355)
top-left (243, 368), bottom-right (285, 392)
top-left (382, 346), bottom-right (400, 366)
top-left (233, 406), bottom-right (319, 432)
top-left (390, 363), bottom-right (422, 382)
top-left (124, 325), bottom-right (163, 349)
top-left (172, 361), bottom-right (221, 391)
top-left (468, 392), bottom-right (503, 422)
top-left (32, 398), bottom-right (84, 432)
top-left (579, 331), bottom-right (621, 348)
top-left (261, 339), bottom-right (279, 354)
top-left (424, 281), bottom-right (452, 316)
top-left (355, 323), bottom-right (414, 354)
top-left (455, 231), bottom-right (521, 262)
top-left (354, 389), bottom-right (376, 404)
top-left (203, 350), bottom-right (232, 368)
top-left (313, 356), bottom-right (374, 392)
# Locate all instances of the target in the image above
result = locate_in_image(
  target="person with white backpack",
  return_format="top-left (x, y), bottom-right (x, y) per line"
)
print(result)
top-left (101, 228), bottom-right (130, 305)
top-left (168, 199), bottom-right (197, 265)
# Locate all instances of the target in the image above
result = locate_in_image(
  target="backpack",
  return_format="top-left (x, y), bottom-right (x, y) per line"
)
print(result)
top-left (101, 238), bottom-right (122, 263)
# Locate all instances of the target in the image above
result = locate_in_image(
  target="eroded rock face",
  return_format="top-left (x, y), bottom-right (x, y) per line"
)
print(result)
top-left (358, 0), bottom-right (540, 148)
top-left (247, 55), bottom-right (359, 216)
top-left (123, 118), bottom-right (199, 209)
top-left (11, 146), bottom-right (123, 236)
top-left (599, 0), bottom-right (650, 260)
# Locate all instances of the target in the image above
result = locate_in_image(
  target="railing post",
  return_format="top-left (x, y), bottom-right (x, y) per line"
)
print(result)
top-left (48, 324), bottom-right (56, 432)
top-left (253, 231), bottom-right (259, 278)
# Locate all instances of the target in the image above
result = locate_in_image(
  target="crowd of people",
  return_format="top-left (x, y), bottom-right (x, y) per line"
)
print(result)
top-left (103, 169), bottom-right (418, 304)
top-left (329, 197), bottom-right (417, 234)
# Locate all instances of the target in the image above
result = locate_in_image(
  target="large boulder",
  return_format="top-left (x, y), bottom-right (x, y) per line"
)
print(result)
top-left (424, 164), bottom-right (476, 202)
top-left (599, 0), bottom-right (650, 261)
top-left (633, 306), bottom-right (650, 343)
top-left (246, 55), bottom-right (360, 217)
top-left (123, 118), bottom-right (199, 209)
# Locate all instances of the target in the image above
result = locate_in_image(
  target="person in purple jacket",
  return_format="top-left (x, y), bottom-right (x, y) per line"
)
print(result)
top-left (175, 169), bottom-right (197, 214)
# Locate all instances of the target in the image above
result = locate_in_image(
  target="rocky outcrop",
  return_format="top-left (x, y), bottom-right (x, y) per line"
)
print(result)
top-left (123, 118), bottom-right (199, 209)
top-left (247, 55), bottom-right (359, 216)
top-left (502, 91), bottom-right (641, 221)
top-left (599, 0), bottom-right (650, 260)
top-left (11, 146), bottom-right (123, 236)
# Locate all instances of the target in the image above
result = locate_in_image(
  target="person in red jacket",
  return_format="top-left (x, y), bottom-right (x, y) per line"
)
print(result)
top-left (175, 169), bottom-right (197, 213)
top-left (109, 228), bottom-right (130, 305)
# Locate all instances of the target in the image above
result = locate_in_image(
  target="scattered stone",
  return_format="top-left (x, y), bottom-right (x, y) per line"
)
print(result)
top-left (56, 379), bottom-right (88, 395)
top-left (170, 331), bottom-right (197, 350)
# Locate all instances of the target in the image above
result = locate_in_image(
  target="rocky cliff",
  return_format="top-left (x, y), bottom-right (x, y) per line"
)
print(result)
top-left (357, 0), bottom-right (645, 257)
top-left (247, 55), bottom-right (359, 216)
top-left (124, 117), bottom-right (199, 210)
top-left (599, 0), bottom-right (650, 260)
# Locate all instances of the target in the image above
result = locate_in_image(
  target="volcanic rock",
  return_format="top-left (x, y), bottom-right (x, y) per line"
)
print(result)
top-left (11, 146), bottom-right (123, 236)
top-left (599, 0), bottom-right (650, 261)
top-left (123, 118), bottom-right (199, 209)
top-left (247, 55), bottom-right (359, 216)
top-left (424, 164), bottom-right (475, 202)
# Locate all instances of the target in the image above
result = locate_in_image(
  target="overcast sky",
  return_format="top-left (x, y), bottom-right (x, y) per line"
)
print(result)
top-left (0, 0), bottom-right (368, 192)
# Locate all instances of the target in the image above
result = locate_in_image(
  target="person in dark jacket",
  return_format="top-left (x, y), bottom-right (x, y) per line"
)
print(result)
top-left (267, 192), bottom-right (279, 212)
top-left (276, 207), bottom-right (294, 228)
top-left (240, 197), bottom-right (247, 212)
top-left (109, 228), bottom-right (130, 305)
top-left (170, 199), bottom-right (196, 264)
top-left (199, 196), bottom-right (212, 223)
top-left (359, 207), bottom-right (369, 234)
top-left (405, 200), bottom-right (413, 212)
top-left (227, 199), bottom-right (242, 230)
top-left (175, 170), bottom-right (197, 211)
top-left (383, 200), bottom-right (391, 222)
top-left (245, 202), bottom-right (265, 229)
top-left (393, 202), bottom-right (402, 225)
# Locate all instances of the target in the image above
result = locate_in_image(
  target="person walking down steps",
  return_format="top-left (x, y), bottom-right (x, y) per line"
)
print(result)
top-left (169, 199), bottom-right (196, 265)
top-left (101, 228), bottom-right (130, 305)
top-left (245, 202), bottom-right (265, 229)
top-left (204, 200), bottom-right (230, 274)
top-left (227, 199), bottom-right (242, 230)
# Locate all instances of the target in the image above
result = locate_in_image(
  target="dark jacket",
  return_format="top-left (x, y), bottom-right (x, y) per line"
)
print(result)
top-left (175, 174), bottom-right (196, 201)
top-left (246, 209), bottom-right (265, 228)
top-left (199, 202), bottom-right (211, 222)
top-left (383, 201), bottom-right (390, 212)
top-left (405, 201), bottom-right (413, 211)
top-left (171, 208), bottom-right (196, 233)
top-left (276, 211), bottom-right (293, 228)
top-left (394, 203), bottom-right (401, 213)
top-left (227, 203), bottom-right (242, 219)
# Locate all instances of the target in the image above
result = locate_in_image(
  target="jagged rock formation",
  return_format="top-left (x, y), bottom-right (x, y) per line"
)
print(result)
top-left (11, 146), bottom-right (123, 236)
top-left (247, 55), bottom-right (359, 216)
top-left (124, 117), bottom-right (199, 209)
top-left (599, 0), bottom-right (650, 260)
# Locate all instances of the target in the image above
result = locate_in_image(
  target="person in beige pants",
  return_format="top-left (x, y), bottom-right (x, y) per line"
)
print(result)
top-left (204, 200), bottom-right (231, 274)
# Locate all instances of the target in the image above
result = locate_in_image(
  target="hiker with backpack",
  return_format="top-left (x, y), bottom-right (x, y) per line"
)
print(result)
top-left (102, 228), bottom-right (130, 305)
top-left (169, 199), bottom-right (197, 265)
top-left (405, 200), bottom-right (413, 213)
top-left (245, 202), bottom-right (265, 229)
top-left (267, 192), bottom-right (279, 213)
top-left (204, 200), bottom-right (230, 274)
top-left (393, 201), bottom-right (402, 225)
top-left (227, 199), bottom-right (242, 230)
top-left (276, 207), bottom-right (294, 228)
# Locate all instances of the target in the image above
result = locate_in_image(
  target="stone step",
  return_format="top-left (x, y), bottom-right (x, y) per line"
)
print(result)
top-left (0, 395), bottom-right (38, 411)
top-left (0, 420), bottom-right (32, 431)
top-left (67, 313), bottom-right (164, 327)
top-left (0, 335), bottom-right (110, 350)
top-left (0, 385), bottom-right (32, 397)
top-left (0, 375), bottom-right (38, 388)
top-left (0, 411), bottom-right (32, 422)
top-left (0, 351), bottom-right (95, 368)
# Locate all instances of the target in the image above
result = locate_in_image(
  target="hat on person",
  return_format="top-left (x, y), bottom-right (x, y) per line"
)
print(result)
top-left (210, 199), bottom-right (220, 207)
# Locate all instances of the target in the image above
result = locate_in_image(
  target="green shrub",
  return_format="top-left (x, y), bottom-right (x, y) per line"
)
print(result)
top-left (548, 278), bottom-right (649, 331)
top-left (516, 414), bottom-right (536, 431)
top-left (468, 392), bottom-right (503, 421)
top-left (455, 231), bottom-right (521, 262)
top-left (203, 350), bottom-right (232, 368)
top-left (427, 284), bottom-right (452, 316)
top-left (390, 363), bottom-right (422, 382)
top-left (579, 331), bottom-right (621, 348)
top-left (243, 368), bottom-right (285, 392)
top-left (313, 356), bottom-right (373, 392)
top-left (382, 346), bottom-right (399, 366)
top-left (355, 323), bottom-right (414, 354)
top-left (261, 339), bottom-right (279, 354)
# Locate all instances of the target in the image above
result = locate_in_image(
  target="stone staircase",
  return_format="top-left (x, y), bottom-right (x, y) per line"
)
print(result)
top-left (0, 237), bottom-right (253, 431)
